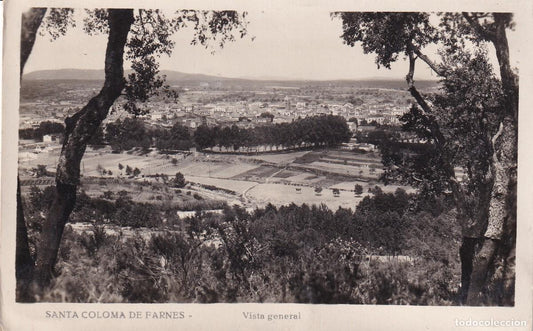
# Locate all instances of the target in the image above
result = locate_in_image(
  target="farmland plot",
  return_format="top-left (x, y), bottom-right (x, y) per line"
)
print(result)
top-left (282, 173), bottom-right (326, 185)
top-left (19, 143), bottom-right (414, 212)
top-left (294, 161), bottom-right (383, 178)
top-left (186, 175), bottom-right (257, 195)
top-left (231, 165), bottom-right (282, 181)
top-left (18, 145), bottom-right (61, 171)
top-left (329, 181), bottom-right (371, 191)
top-left (246, 183), bottom-right (366, 210)
top-left (247, 151), bottom-right (310, 164)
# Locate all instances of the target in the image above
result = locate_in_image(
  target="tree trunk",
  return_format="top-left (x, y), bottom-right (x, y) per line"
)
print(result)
top-left (466, 238), bottom-right (499, 305)
top-left (466, 118), bottom-right (517, 305)
top-left (33, 9), bottom-right (134, 287)
top-left (499, 243), bottom-right (516, 306)
top-left (466, 14), bottom-right (518, 306)
top-left (459, 237), bottom-right (479, 304)
top-left (16, 180), bottom-right (34, 302)
top-left (20, 8), bottom-right (47, 76)
top-left (17, 8), bottom-right (47, 301)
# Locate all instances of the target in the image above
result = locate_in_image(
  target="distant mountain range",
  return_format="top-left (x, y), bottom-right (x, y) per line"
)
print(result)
top-left (23, 69), bottom-right (237, 82)
top-left (22, 68), bottom-right (440, 89)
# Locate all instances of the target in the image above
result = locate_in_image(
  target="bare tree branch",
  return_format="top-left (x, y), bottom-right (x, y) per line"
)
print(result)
top-left (412, 47), bottom-right (446, 77)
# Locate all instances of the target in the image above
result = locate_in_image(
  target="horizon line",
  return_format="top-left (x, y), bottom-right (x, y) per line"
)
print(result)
top-left (22, 68), bottom-right (441, 82)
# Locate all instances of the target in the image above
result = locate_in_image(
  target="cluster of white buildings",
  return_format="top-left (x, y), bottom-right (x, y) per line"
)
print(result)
top-left (103, 97), bottom-right (410, 132)
top-left (22, 91), bottom-right (409, 135)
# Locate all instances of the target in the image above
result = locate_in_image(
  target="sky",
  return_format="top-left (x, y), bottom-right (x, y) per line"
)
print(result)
top-left (23, 9), bottom-right (517, 81)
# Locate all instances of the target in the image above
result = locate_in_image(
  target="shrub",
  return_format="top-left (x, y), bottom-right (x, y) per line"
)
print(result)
top-left (32, 195), bottom-right (461, 305)
top-left (173, 172), bottom-right (186, 188)
top-left (354, 184), bottom-right (363, 195)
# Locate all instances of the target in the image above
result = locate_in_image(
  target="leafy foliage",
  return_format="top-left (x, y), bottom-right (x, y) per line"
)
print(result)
top-left (82, 9), bottom-right (109, 35)
top-left (105, 117), bottom-right (151, 152)
top-left (153, 123), bottom-right (193, 151)
top-left (176, 10), bottom-right (250, 50)
top-left (39, 8), bottom-right (75, 41)
top-left (103, 114), bottom-right (350, 152)
top-left (334, 13), bottom-right (505, 198)
top-left (173, 172), bottom-right (186, 188)
top-left (378, 50), bottom-right (503, 200)
top-left (332, 12), bottom-right (437, 68)
top-left (33, 191), bottom-right (461, 304)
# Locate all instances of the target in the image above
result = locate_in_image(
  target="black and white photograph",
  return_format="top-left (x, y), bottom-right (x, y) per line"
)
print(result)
top-left (2, 1), bottom-right (532, 330)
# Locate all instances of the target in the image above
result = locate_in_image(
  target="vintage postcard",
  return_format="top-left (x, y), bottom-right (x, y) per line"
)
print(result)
top-left (2, 0), bottom-right (532, 330)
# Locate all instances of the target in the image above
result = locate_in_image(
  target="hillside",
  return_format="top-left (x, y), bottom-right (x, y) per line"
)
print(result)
top-left (23, 69), bottom-right (231, 83)
top-left (22, 68), bottom-right (440, 90)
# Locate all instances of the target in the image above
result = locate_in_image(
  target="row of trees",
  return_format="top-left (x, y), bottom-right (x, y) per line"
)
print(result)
top-left (116, 163), bottom-right (141, 177)
top-left (104, 117), bottom-right (152, 152)
top-left (104, 118), bottom-right (194, 152)
top-left (152, 123), bottom-right (194, 152)
top-left (96, 114), bottom-right (351, 153)
top-left (194, 114), bottom-right (351, 151)
top-left (19, 121), bottom-right (64, 141)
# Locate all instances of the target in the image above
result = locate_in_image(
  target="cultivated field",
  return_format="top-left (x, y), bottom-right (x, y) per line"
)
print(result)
top-left (19, 142), bottom-right (414, 211)
top-left (245, 183), bottom-right (370, 210)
